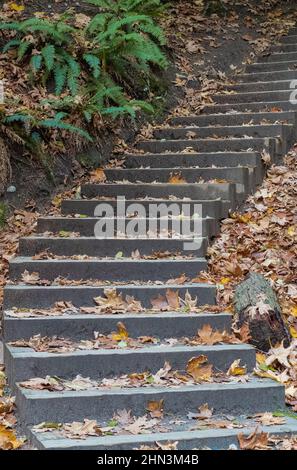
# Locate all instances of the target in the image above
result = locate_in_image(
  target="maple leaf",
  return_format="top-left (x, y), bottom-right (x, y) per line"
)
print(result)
top-left (125, 416), bottom-right (157, 435)
top-left (254, 412), bottom-right (286, 426)
top-left (21, 270), bottom-right (40, 284)
top-left (196, 324), bottom-right (225, 345)
top-left (265, 342), bottom-right (293, 368)
top-left (186, 356), bottom-right (213, 382)
top-left (0, 425), bottom-right (24, 450)
top-left (63, 419), bottom-right (102, 439)
top-left (238, 428), bottom-right (270, 450)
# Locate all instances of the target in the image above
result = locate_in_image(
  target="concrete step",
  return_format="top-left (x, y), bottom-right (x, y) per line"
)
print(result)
top-left (35, 216), bottom-right (219, 238)
top-left (214, 90), bottom-right (295, 104)
top-left (9, 257), bottom-right (209, 282)
top-left (203, 101), bottom-right (297, 114)
top-left (14, 378), bottom-right (285, 426)
top-left (81, 183), bottom-right (237, 207)
top-left (5, 343), bottom-right (256, 383)
top-left (260, 51), bottom-right (297, 62)
top-left (18, 236), bottom-right (209, 257)
top-left (61, 198), bottom-right (224, 219)
top-left (3, 310), bottom-right (227, 342)
top-left (226, 80), bottom-right (297, 93)
top-left (104, 167), bottom-right (253, 193)
top-left (136, 137), bottom-right (276, 154)
top-left (123, 153), bottom-right (263, 184)
top-left (281, 35), bottom-right (297, 43)
top-left (153, 123), bottom-right (288, 140)
top-left (170, 111), bottom-right (297, 127)
top-left (246, 60), bottom-right (297, 73)
top-left (237, 69), bottom-right (297, 82)
top-left (29, 417), bottom-right (297, 450)
top-left (278, 44), bottom-right (297, 52)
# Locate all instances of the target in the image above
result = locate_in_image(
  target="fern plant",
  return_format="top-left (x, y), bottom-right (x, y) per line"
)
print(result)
top-left (0, 14), bottom-right (97, 95)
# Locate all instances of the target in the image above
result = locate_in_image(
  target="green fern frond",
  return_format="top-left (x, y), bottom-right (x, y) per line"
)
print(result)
top-left (83, 53), bottom-right (101, 79)
top-left (41, 44), bottom-right (55, 71)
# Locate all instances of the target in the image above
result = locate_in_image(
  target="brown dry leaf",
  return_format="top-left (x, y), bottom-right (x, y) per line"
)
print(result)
top-left (0, 425), bottom-right (24, 450)
top-left (227, 359), bottom-right (247, 376)
top-left (166, 274), bottom-right (188, 285)
top-left (186, 356), bottom-right (213, 382)
top-left (63, 419), bottom-right (102, 439)
top-left (21, 270), bottom-right (40, 284)
top-left (196, 324), bottom-right (225, 345)
top-left (146, 399), bottom-right (164, 418)
top-left (254, 413), bottom-right (286, 426)
top-left (90, 168), bottom-right (106, 183)
top-left (238, 428), bottom-right (270, 450)
top-left (125, 416), bottom-right (156, 435)
top-left (189, 403), bottom-right (213, 420)
top-left (156, 441), bottom-right (179, 450)
top-left (165, 289), bottom-right (180, 309)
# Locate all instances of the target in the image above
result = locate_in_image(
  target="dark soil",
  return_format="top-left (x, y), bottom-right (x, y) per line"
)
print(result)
top-left (1, 0), bottom-right (296, 215)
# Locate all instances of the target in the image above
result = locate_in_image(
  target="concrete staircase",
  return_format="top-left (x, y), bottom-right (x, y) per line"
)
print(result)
top-left (3, 28), bottom-right (297, 450)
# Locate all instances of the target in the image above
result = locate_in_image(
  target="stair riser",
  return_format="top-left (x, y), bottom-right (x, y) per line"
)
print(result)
top-left (36, 217), bottom-right (219, 238)
top-left (3, 312), bottom-right (227, 342)
top-left (104, 168), bottom-right (252, 192)
top-left (29, 426), bottom-right (297, 451)
top-left (170, 111), bottom-right (297, 127)
top-left (154, 124), bottom-right (288, 140)
top-left (261, 52), bottom-right (297, 62)
top-left (5, 345), bottom-right (256, 383)
top-left (124, 154), bottom-right (263, 184)
top-left (246, 61), bottom-right (297, 72)
top-left (237, 70), bottom-right (297, 82)
top-left (203, 101), bottom-right (297, 114)
top-left (214, 91), bottom-right (296, 103)
top-left (18, 237), bottom-right (208, 257)
top-left (136, 138), bottom-right (275, 154)
top-left (9, 259), bottom-right (208, 282)
top-left (280, 35), bottom-right (297, 44)
top-left (61, 199), bottom-right (224, 219)
top-left (278, 44), bottom-right (297, 52)
top-left (227, 80), bottom-right (297, 92)
top-left (81, 184), bottom-right (237, 207)
top-left (15, 383), bottom-right (285, 426)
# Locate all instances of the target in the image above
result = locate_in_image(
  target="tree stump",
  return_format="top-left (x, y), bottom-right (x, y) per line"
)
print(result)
top-left (234, 273), bottom-right (291, 352)
top-left (0, 136), bottom-right (11, 196)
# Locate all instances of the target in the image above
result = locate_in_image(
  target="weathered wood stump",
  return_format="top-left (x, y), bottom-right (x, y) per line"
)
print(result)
top-left (234, 273), bottom-right (291, 352)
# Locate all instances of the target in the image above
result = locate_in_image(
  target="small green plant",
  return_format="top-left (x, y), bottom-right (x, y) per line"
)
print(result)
top-left (0, 1), bottom-right (168, 160)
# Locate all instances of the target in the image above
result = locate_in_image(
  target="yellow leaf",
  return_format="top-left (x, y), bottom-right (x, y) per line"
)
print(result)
top-left (291, 307), bottom-right (297, 317)
top-left (289, 325), bottom-right (297, 338)
top-left (256, 352), bottom-right (266, 365)
top-left (227, 359), bottom-right (247, 376)
top-left (111, 322), bottom-right (129, 341)
top-left (186, 355), bottom-right (213, 382)
top-left (0, 425), bottom-right (24, 450)
top-left (287, 226), bottom-right (295, 237)
top-left (9, 2), bottom-right (25, 12)
top-left (220, 277), bottom-right (231, 285)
